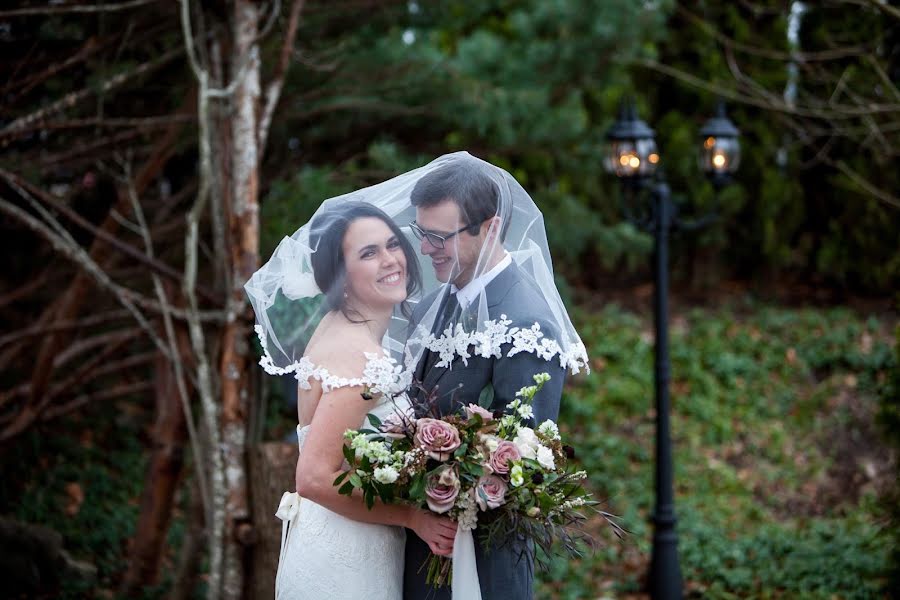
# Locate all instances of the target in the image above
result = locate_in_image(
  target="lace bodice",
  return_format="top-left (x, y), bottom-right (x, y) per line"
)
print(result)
top-left (295, 392), bottom-right (409, 453)
top-left (275, 361), bottom-right (409, 600)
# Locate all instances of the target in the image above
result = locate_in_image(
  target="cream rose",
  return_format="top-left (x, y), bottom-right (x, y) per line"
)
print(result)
top-left (425, 464), bottom-right (460, 514)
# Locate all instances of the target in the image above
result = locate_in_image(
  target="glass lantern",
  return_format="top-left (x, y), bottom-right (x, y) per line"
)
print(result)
top-left (604, 102), bottom-right (659, 180)
top-left (698, 102), bottom-right (741, 185)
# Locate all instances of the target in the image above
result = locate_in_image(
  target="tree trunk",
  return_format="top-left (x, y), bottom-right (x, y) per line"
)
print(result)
top-left (248, 442), bottom-right (298, 600)
top-left (120, 322), bottom-right (192, 595)
top-left (219, 1), bottom-right (262, 597)
top-left (169, 475), bottom-right (207, 600)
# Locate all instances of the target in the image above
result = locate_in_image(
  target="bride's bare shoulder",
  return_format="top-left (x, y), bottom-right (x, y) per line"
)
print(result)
top-left (305, 320), bottom-right (383, 378)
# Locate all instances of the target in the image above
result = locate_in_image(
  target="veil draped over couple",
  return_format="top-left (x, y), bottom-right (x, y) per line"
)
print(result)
top-left (245, 152), bottom-right (588, 600)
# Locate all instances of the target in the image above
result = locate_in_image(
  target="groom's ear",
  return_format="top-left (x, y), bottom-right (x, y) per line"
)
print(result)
top-left (482, 216), bottom-right (503, 243)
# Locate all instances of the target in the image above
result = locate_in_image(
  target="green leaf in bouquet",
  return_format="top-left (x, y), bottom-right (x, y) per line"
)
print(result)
top-left (357, 428), bottom-right (378, 435)
top-left (477, 382), bottom-right (494, 409)
top-left (376, 483), bottom-right (392, 504)
top-left (333, 472), bottom-right (348, 486)
top-left (409, 474), bottom-right (425, 500)
top-left (338, 481), bottom-right (354, 496)
top-left (364, 488), bottom-right (375, 509)
top-left (342, 444), bottom-right (355, 465)
top-left (367, 413), bottom-right (383, 429)
top-left (349, 472), bottom-right (363, 488)
top-left (522, 458), bottom-right (542, 470)
top-left (454, 443), bottom-right (468, 458)
top-left (466, 463), bottom-right (484, 477)
top-left (538, 492), bottom-right (554, 514)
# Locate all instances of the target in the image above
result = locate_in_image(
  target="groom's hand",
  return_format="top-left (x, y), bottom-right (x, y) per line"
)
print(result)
top-left (408, 509), bottom-right (457, 556)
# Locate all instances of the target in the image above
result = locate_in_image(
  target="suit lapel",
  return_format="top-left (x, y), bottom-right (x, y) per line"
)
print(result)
top-left (415, 287), bottom-right (452, 390)
top-left (420, 264), bottom-right (520, 400)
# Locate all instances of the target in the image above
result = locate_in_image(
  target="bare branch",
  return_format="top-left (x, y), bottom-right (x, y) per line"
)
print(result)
top-left (37, 381), bottom-right (155, 424)
top-left (180, 1), bottom-right (227, 590)
top-left (0, 47), bottom-right (184, 139)
top-left (676, 5), bottom-right (871, 62)
top-left (829, 159), bottom-right (900, 209)
top-left (0, 169), bottom-right (221, 305)
top-left (0, 0), bottom-right (160, 17)
top-left (0, 115), bottom-right (195, 144)
top-left (0, 271), bottom-right (50, 311)
top-left (0, 310), bottom-right (131, 349)
top-left (0, 195), bottom-right (222, 351)
top-left (259, 0), bottom-right (305, 150)
top-left (852, 0), bottom-right (900, 21)
top-left (123, 160), bottom-right (210, 526)
top-left (179, 0), bottom-right (206, 82)
top-left (256, 0), bottom-right (282, 42)
top-left (631, 57), bottom-right (900, 120)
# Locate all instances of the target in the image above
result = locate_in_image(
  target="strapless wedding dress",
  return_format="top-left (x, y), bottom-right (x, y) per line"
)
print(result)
top-left (274, 396), bottom-right (408, 600)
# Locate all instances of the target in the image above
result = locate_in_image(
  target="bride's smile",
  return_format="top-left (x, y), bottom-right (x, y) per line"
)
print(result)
top-left (343, 217), bottom-right (409, 311)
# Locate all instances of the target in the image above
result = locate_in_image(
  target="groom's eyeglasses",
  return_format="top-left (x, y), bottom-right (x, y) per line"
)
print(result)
top-left (408, 221), bottom-right (475, 249)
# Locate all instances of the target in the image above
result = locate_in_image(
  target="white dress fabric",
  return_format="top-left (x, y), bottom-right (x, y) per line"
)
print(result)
top-left (274, 376), bottom-right (410, 600)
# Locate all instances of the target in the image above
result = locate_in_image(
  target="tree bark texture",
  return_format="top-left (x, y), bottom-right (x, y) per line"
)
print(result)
top-left (120, 320), bottom-right (192, 595)
top-left (219, 1), bottom-right (262, 597)
top-left (248, 442), bottom-right (298, 600)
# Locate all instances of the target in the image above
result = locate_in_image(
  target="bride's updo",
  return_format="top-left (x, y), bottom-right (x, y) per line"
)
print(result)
top-left (309, 201), bottom-right (421, 319)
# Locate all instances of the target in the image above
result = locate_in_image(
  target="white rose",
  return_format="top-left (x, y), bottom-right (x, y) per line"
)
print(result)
top-left (537, 420), bottom-right (560, 440)
top-left (536, 445), bottom-right (556, 471)
top-left (479, 433), bottom-right (501, 454)
top-left (513, 427), bottom-right (540, 459)
top-left (373, 466), bottom-right (399, 484)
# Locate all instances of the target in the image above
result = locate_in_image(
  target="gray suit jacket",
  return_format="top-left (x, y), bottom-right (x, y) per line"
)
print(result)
top-left (403, 262), bottom-right (566, 600)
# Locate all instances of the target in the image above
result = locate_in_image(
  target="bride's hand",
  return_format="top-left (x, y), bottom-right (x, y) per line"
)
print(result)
top-left (408, 509), bottom-right (457, 557)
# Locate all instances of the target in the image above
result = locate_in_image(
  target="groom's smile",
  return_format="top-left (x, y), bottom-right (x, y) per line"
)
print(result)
top-left (414, 200), bottom-right (485, 287)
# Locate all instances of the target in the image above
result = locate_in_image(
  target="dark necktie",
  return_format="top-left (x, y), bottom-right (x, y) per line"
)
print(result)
top-left (423, 291), bottom-right (460, 374)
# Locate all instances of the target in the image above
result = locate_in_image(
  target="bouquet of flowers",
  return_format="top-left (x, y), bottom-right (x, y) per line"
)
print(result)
top-left (335, 372), bottom-right (621, 586)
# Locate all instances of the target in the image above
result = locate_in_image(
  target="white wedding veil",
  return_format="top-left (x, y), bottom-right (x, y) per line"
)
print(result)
top-left (245, 151), bottom-right (588, 394)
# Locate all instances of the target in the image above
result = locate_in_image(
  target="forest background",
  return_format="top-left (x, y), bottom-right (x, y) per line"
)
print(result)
top-left (0, 1), bottom-right (897, 598)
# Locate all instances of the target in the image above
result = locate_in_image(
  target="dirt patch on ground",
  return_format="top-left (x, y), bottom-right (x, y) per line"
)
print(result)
top-left (775, 381), bottom-right (896, 519)
top-left (813, 383), bottom-right (896, 512)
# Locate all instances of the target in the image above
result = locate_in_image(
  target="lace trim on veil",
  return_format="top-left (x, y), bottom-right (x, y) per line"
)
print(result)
top-left (255, 325), bottom-right (413, 394)
top-left (256, 313), bottom-right (589, 390)
top-left (410, 314), bottom-right (590, 374)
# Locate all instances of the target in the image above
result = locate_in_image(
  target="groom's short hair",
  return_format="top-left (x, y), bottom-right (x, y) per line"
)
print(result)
top-left (410, 157), bottom-right (510, 241)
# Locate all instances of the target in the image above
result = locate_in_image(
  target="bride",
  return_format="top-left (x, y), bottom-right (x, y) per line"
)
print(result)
top-left (262, 201), bottom-right (457, 599)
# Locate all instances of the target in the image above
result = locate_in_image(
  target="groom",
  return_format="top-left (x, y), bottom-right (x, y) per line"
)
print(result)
top-left (403, 158), bottom-right (566, 600)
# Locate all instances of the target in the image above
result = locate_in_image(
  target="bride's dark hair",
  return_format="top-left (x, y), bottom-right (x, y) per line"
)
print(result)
top-left (309, 201), bottom-right (421, 321)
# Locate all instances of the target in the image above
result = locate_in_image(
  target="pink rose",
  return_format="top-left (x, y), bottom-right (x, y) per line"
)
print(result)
top-left (488, 440), bottom-right (521, 475)
top-left (464, 404), bottom-right (494, 422)
top-left (414, 418), bottom-right (461, 461)
top-left (425, 465), bottom-right (460, 514)
top-left (475, 474), bottom-right (508, 511)
top-left (379, 408), bottom-right (415, 440)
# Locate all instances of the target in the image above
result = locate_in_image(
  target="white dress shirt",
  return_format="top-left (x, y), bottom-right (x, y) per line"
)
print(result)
top-left (450, 253), bottom-right (512, 310)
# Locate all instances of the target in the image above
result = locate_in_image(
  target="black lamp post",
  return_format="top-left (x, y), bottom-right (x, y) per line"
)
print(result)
top-left (604, 100), bottom-right (741, 600)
